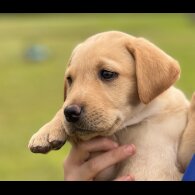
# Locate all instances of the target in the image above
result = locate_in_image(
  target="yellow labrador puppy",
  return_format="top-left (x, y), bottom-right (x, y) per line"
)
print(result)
top-left (28, 31), bottom-right (193, 180)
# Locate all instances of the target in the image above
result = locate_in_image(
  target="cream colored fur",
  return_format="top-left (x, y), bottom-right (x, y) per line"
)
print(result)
top-left (28, 31), bottom-right (195, 181)
top-left (177, 93), bottom-right (195, 172)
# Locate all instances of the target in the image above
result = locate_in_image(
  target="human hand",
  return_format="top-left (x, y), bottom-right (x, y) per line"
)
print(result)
top-left (63, 137), bottom-right (136, 181)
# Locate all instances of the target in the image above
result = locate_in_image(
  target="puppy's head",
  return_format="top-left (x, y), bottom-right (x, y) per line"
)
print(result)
top-left (62, 31), bottom-right (180, 141)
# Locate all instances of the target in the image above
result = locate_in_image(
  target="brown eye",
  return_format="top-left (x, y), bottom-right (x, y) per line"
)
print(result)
top-left (99, 70), bottom-right (118, 81)
top-left (67, 76), bottom-right (72, 86)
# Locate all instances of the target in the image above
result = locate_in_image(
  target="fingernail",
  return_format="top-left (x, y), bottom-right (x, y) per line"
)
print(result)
top-left (124, 144), bottom-right (134, 154)
top-left (124, 175), bottom-right (134, 181)
top-left (131, 144), bottom-right (136, 152)
top-left (129, 175), bottom-right (135, 181)
top-left (113, 142), bottom-right (119, 148)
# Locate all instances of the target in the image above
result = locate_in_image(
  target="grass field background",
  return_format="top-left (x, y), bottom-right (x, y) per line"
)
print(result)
top-left (0, 13), bottom-right (195, 180)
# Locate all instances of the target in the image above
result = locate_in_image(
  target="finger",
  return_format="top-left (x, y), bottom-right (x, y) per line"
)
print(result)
top-left (78, 137), bottom-right (119, 153)
top-left (79, 144), bottom-right (136, 180)
top-left (67, 137), bottom-right (119, 165)
top-left (114, 175), bottom-right (135, 181)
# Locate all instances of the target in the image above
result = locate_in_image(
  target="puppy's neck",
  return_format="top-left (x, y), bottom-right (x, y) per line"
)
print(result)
top-left (122, 87), bottom-right (189, 129)
top-left (122, 101), bottom-right (161, 128)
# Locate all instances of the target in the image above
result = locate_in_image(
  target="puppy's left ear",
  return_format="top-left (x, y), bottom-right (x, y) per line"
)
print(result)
top-left (64, 47), bottom-right (78, 102)
top-left (64, 78), bottom-right (67, 101)
top-left (127, 37), bottom-right (180, 104)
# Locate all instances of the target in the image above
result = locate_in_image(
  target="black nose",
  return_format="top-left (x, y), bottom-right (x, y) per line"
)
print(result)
top-left (64, 105), bottom-right (82, 123)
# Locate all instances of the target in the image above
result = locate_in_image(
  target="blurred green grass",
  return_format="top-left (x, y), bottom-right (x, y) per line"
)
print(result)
top-left (0, 13), bottom-right (195, 180)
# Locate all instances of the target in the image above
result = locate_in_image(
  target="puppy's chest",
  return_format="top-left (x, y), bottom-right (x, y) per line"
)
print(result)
top-left (114, 112), bottom-right (187, 180)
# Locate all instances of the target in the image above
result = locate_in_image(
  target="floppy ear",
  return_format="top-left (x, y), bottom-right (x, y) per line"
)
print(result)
top-left (64, 78), bottom-right (67, 101)
top-left (64, 48), bottom-right (77, 102)
top-left (127, 37), bottom-right (180, 104)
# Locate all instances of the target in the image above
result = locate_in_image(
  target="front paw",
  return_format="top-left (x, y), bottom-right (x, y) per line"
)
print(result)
top-left (28, 124), bottom-right (67, 154)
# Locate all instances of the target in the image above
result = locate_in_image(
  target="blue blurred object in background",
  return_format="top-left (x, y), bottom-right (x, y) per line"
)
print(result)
top-left (182, 155), bottom-right (195, 181)
top-left (25, 45), bottom-right (50, 62)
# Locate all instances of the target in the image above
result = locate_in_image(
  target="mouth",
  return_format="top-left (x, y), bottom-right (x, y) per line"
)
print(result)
top-left (66, 117), bottom-right (122, 136)
top-left (72, 126), bottom-right (105, 135)
top-left (75, 128), bottom-right (93, 133)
